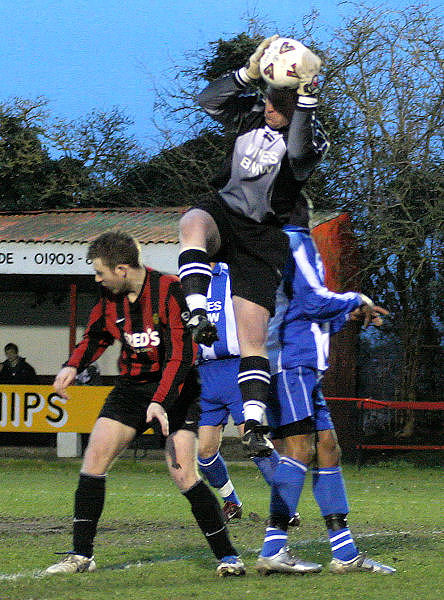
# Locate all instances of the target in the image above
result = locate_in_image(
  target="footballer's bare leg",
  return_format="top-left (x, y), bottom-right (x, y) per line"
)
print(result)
top-left (166, 429), bottom-right (244, 575)
top-left (165, 429), bottom-right (200, 491)
top-left (82, 417), bottom-right (136, 475)
top-left (46, 418), bottom-right (136, 574)
top-left (178, 209), bottom-right (221, 346)
top-left (315, 428), bottom-right (341, 468)
top-left (198, 424), bottom-right (223, 460)
top-left (179, 208), bottom-right (221, 256)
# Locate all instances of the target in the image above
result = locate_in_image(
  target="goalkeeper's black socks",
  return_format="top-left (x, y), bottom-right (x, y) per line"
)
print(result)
top-left (238, 356), bottom-right (270, 425)
top-left (73, 473), bottom-right (106, 558)
top-left (178, 248), bottom-right (212, 318)
top-left (183, 479), bottom-right (237, 559)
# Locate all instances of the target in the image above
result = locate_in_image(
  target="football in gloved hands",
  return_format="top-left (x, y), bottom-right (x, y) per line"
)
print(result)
top-left (260, 37), bottom-right (321, 92)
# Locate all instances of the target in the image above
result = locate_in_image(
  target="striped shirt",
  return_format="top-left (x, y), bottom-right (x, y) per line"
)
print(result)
top-left (199, 262), bottom-right (240, 361)
top-left (67, 267), bottom-right (196, 408)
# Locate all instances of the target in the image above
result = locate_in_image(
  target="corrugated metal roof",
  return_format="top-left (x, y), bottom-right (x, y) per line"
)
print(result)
top-left (0, 207), bottom-right (345, 246)
top-left (0, 207), bottom-right (187, 244)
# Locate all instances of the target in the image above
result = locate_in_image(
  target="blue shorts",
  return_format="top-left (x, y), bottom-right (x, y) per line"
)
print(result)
top-left (198, 357), bottom-right (244, 427)
top-left (266, 366), bottom-right (334, 437)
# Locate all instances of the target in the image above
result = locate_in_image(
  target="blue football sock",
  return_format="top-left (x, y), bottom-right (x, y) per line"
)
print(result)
top-left (198, 452), bottom-right (241, 505)
top-left (312, 466), bottom-right (358, 561)
top-left (261, 457), bottom-right (307, 557)
top-left (270, 457), bottom-right (307, 517)
top-left (327, 527), bottom-right (359, 561)
top-left (252, 449), bottom-right (280, 486)
top-left (261, 527), bottom-right (288, 557)
top-left (312, 466), bottom-right (350, 516)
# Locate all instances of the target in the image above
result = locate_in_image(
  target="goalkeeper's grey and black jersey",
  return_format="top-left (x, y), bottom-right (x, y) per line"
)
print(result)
top-left (198, 70), bottom-right (329, 225)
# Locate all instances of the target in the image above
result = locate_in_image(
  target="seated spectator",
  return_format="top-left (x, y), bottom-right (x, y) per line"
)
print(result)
top-left (0, 343), bottom-right (39, 384)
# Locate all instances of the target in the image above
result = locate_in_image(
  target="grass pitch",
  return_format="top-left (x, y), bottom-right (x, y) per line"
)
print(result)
top-left (0, 451), bottom-right (442, 600)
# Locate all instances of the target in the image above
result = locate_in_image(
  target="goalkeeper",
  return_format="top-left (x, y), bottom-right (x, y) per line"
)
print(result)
top-left (178, 35), bottom-right (329, 460)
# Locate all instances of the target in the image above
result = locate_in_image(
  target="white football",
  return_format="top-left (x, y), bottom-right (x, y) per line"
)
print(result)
top-left (260, 37), bottom-right (321, 89)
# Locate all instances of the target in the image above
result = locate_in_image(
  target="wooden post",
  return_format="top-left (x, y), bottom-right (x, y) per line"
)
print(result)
top-left (59, 282), bottom-right (82, 457)
top-left (69, 282), bottom-right (77, 354)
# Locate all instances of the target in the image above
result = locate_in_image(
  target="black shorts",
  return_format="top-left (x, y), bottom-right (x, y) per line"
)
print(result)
top-left (193, 194), bottom-right (289, 316)
top-left (98, 370), bottom-right (201, 437)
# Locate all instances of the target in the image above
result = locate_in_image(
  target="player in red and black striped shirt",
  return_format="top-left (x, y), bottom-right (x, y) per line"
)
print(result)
top-left (67, 256), bottom-right (193, 406)
top-left (46, 231), bottom-right (244, 577)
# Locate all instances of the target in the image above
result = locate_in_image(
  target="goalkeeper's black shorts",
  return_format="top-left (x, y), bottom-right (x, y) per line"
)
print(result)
top-left (191, 193), bottom-right (289, 316)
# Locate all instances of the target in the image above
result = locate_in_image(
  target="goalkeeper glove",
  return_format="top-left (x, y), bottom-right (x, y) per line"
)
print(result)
top-left (237, 35), bottom-right (279, 84)
top-left (296, 75), bottom-right (320, 109)
top-left (291, 45), bottom-right (322, 109)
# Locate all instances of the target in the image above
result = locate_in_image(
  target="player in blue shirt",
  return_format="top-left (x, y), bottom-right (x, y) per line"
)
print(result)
top-left (255, 219), bottom-right (396, 575)
top-left (197, 263), bottom-right (299, 523)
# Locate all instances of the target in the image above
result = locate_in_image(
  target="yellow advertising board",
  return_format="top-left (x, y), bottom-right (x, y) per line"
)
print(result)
top-left (0, 385), bottom-right (113, 433)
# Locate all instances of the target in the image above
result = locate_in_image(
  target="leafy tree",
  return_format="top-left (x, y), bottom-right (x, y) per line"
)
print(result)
top-left (42, 156), bottom-right (99, 208)
top-left (51, 107), bottom-right (144, 206)
top-left (0, 98), bottom-right (144, 209)
top-left (319, 3), bottom-right (443, 403)
top-left (116, 132), bottom-right (226, 206)
top-left (0, 98), bottom-right (54, 209)
top-left (201, 33), bottom-right (264, 82)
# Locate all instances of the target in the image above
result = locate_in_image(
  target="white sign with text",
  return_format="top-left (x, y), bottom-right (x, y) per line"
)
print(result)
top-left (0, 242), bottom-right (180, 275)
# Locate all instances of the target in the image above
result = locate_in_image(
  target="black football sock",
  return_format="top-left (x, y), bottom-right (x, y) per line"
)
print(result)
top-left (238, 356), bottom-right (270, 429)
top-left (73, 473), bottom-right (106, 558)
top-left (178, 248), bottom-right (212, 318)
top-left (183, 480), bottom-right (238, 559)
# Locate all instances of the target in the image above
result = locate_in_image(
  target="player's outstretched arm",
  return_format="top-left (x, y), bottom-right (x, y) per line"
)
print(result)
top-left (53, 366), bottom-right (77, 399)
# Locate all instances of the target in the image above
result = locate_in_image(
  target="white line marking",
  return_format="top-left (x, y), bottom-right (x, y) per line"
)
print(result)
top-left (1, 530), bottom-right (441, 581)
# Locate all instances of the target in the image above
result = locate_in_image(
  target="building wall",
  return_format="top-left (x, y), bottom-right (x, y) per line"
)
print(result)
top-left (0, 289), bottom-right (117, 377)
top-left (0, 243), bottom-right (180, 377)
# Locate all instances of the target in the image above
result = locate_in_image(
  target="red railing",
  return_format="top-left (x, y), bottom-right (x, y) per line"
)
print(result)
top-left (325, 397), bottom-right (444, 465)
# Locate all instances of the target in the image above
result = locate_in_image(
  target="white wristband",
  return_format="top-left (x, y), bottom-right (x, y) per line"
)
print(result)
top-left (235, 67), bottom-right (253, 86)
top-left (296, 95), bottom-right (319, 109)
top-left (359, 293), bottom-right (375, 308)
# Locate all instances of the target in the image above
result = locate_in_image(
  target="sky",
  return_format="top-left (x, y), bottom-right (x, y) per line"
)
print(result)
top-left (0, 0), bottom-right (441, 155)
